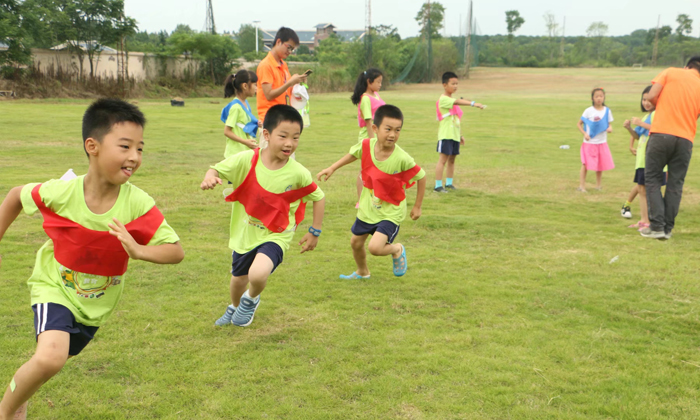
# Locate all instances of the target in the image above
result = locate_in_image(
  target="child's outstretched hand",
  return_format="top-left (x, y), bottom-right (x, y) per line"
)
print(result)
top-left (299, 232), bottom-right (319, 254)
top-left (475, 103), bottom-right (486, 109)
top-left (200, 174), bottom-right (222, 190)
top-left (410, 206), bottom-right (422, 221)
top-left (317, 168), bottom-right (335, 182)
top-left (109, 218), bottom-right (143, 260)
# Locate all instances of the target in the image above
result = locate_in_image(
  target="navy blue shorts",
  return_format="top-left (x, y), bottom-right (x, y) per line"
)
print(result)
top-left (32, 303), bottom-right (99, 356)
top-left (437, 139), bottom-right (460, 156)
top-left (351, 218), bottom-right (400, 243)
top-left (231, 242), bottom-right (284, 277)
top-left (635, 168), bottom-right (667, 186)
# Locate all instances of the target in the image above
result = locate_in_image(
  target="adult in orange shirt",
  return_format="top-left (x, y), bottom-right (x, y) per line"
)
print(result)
top-left (641, 56), bottom-right (700, 240)
top-left (256, 27), bottom-right (307, 123)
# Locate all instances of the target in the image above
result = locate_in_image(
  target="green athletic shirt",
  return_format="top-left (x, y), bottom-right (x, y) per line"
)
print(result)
top-left (349, 138), bottom-right (425, 226)
top-left (358, 94), bottom-right (373, 141)
top-left (19, 176), bottom-right (180, 327)
top-left (212, 149), bottom-right (324, 256)
top-left (437, 95), bottom-right (460, 141)
top-left (224, 102), bottom-right (255, 158)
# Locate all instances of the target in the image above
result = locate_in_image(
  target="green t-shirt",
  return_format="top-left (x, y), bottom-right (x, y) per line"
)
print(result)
top-left (349, 138), bottom-right (426, 225)
top-left (212, 149), bottom-right (324, 255)
top-left (224, 102), bottom-right (255, 158)
top-left (635, 112), bottom-right (654, 169)
top-left (437, 95), bottom-right (461, 141)
top-left (19, 176), bottom-right (180, 327)
top-left (358, 94), bottom-right (373, 141)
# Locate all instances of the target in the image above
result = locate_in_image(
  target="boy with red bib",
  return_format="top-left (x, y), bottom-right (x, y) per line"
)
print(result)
top-left (0, 99), bottom-right (184, 420)
top-left (317, 105), bottom-right (426, 279)
top-left (201, 105), bottom-right (325, 327)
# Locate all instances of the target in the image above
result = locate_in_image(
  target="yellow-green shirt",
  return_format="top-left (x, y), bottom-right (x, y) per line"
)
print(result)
top-left (349, 138), bottom-right (425, 225)
top-left (212, 149), bottom-right (324, 255)
top-left (224, 102), bottom-right (255, 158)
top-left (437, 95), bottom-right (460, 141)
top-left (358, 94), bottom-right (373, 141)
top-left (19, 176), bottom-right (180, 326)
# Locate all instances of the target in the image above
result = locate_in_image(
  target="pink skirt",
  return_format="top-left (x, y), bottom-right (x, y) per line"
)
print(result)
top-left (580, 142), bottom-right (615, 171)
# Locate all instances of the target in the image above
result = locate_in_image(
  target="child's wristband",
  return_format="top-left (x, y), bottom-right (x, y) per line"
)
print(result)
top-left (308, 226), bottom-right (322, 237)
top-left (471, 101), bottom-right (475, 107)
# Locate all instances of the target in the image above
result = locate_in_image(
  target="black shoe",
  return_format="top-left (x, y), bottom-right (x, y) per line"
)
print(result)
top-left (433, 186), bottom-right (448, 193)
top-left (445, 184), bottom-right (457, 190)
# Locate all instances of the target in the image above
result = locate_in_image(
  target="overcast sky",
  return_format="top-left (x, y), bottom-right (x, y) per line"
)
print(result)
top-left (125, 0), bottom-right (700, 38)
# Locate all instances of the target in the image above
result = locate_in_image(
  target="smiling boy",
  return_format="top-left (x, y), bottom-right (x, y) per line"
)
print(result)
top-left (317, 105), bottom-right (426, 279)
top-left (0, 99), bottom-right (184, 420)
top-left (201, 105), bottom-right (325, 327)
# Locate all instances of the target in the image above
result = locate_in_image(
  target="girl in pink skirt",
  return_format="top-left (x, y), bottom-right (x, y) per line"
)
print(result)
top-left (576, 88), bottom-right (614, 192)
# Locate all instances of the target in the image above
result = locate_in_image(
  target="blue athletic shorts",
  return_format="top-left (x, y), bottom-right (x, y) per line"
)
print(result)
top-left (231, 242), bottom-right (284, 277)
top-left (635, 168), bottom-right (666, 186)
top-left (351, 218), bottom-right (400, 243)
top-left (437, 139), bottom-right (460, 156)
top-left (32, 303), bottom-right (99, 356)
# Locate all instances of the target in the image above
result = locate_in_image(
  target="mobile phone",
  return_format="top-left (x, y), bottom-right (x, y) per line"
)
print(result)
top-left (303, 69), bottom-right (313, 76)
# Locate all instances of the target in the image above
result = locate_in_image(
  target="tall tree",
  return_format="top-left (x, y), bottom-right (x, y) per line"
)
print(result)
top-left (505, 10), bottom-right (525, 41)
top-left (415, 2), bottom-right (446, 39)
top-left (543, 12), bottom-right (558, 37)
top-left (676, 14), bottom-right (693, 41)
top-left (236, 23), bottom-right (263, 54)
top-left (0, 0), bottom-right (32, 71)
top-left (587, 22), bottom-right (609, 37)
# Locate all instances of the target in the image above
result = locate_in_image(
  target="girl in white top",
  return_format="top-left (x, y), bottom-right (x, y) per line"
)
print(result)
top-left (576, 88), bottom-right (614, 192)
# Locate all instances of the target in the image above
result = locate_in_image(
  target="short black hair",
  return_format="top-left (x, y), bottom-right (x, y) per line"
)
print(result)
top-left (442, 71), bottom-right (458, 84)
top-left (274, 27), bottom-right (299, 46)
top-left (374, 104), bottom-right (403, 127)
top-left (82, 98), bottom-right (146, 157)
top-left (263, 104), bottom-right (303, 134)
top-left (686, 56), bottom-right (700, 72)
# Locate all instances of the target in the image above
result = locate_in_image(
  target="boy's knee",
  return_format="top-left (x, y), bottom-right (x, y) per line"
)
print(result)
top-left (350, 236), bottom-right (365, 250)
top-left (32, 352), bottom-right (67, 378)
top-left (367, 242), bottom-right (384, 256)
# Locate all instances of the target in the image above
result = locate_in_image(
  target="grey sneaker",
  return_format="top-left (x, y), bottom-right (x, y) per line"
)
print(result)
top-left (639, 227), bottom-right (665, 239)
top-left (433, 186), bottom-right (448, 193)
top-left (214, 304), bottom-right (236, 326)
top-left (231, 294), bottom-right (260, 327)
top-left (660, 231), bottom-right (672, 241)
top-left (445, 185), bottom-right (457, 191)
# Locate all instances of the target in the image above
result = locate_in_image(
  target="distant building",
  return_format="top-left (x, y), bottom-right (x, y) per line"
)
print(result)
top-left (0, 41), bottom-right (9, 52)
top-left (51, 41), bottom-right (118, 54)
top-left (260, 24), bottom-right (365, 53)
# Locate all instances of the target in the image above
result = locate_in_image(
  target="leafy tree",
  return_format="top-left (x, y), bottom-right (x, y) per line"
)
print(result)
top-left (0, 0), bottom-right (32, 74)
top-left (676, 14), bottom-right (693, 41)
top-left (505, 10), bottom-right (525, 41)
top-left (587, 22), bottom-right (608, 37)
top-left (646, 25), bottom-right (672, 45)
top-left (236, 23), bottom-right (262, 54)
top-left (543, 12), bottom-right (558, 37)
top-left (415, 2), bottom-right (445, 39)
top-left (296, 44), bottom-right (310, 55)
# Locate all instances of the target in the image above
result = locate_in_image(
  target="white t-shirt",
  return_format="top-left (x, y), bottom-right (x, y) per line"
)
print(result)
top-left (581, 106), bottom-right (613, 144)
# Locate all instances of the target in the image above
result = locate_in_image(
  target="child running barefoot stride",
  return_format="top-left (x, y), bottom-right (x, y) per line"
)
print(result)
top-left (0, 99), bottom-right (184, 420)
top-left (434, 72), bottom-right (485, 193)
top-left (577, 88), bottom-right (615, 192)
top-left (221, 70), bottom-right (260, 158)
top-left (317, 105), bottom-right (426, 279)
top-left (202, 105), bottom-right (325, 327)
top-left (351, 68), bottom-right (385, 206)
top-left (622, 86), bottom-right (665, 231)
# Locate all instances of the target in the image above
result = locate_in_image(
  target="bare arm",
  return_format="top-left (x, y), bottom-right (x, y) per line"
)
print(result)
top-left (577, 119), bottom-right (590, 140)
top-left (365, 120), bottom-right (374, 138)
top-left (200, 168), bottom-right (223, 190)
top-left (316, 154), bottom-right (358, 182)
top-left (454, 98), bottom-right (485, 109)
top-left (410, 177), bottom-right (426, 221)
top-left (108, 218), bottom-right (184, 264)
top-left (299, 197), bottom-right (325, 254)
top-left (648, 83), bottom-right (663, 105)
top-left (261, 74), bottom-right (306, 101)
top-left (224, 126), bottom-right (257, 149)
top-left (0, 186), bottom-right (23, 268)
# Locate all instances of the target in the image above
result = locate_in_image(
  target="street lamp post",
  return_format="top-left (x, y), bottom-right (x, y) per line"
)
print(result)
top-left (253, 20), bottom-right (261, 53)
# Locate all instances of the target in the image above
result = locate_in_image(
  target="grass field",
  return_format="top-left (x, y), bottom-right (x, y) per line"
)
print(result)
top-left (2, 67), bottom-right (700, 419)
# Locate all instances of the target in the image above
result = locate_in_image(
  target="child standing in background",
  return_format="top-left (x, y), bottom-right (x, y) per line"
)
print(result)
top-left (434, 72), bottom-right (485, 193)
top-left (577, 88), bottom-right (614, 192)
top-left (351, 68), bottom-right (385, 205)
top-left (221, 70), bottom-right (259, 158)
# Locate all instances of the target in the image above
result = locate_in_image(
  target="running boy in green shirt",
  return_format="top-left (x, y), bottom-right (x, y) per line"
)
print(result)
top-left (434, 71), bottom-right (485, 193)
top-left (317, 105), bottom-right (426, 279)
top-left (201, 104), bottom-right (325, 327)
top-left (0, 99), bottom-right (184, 420)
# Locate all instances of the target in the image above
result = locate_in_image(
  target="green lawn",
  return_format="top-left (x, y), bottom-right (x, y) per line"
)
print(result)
top-left (2, 67), bottom-right (700, 419)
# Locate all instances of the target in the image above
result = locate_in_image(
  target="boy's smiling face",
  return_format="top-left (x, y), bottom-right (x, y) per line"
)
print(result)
top-left (372, 117), bottom-right (403, 146)
top-left (86, 121), bottom-right (144, 185)
top-left (263, 120), bottom-right (301, 160)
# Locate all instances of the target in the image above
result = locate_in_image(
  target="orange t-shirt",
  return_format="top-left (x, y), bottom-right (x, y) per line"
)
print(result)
top-left (256, 52), bottom-right (292, 122)
top-left (650, 67), bottom-right (700, 142)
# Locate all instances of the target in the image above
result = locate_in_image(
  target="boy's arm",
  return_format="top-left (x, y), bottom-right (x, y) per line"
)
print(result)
top-left (201, 168), bottom-right (223, 190)
top-left (410, 178), bottom-right (426, 221)
top-left (224, 126), bottom-right (257, 149)
top-left (262, 74), bottom-right (306, 101)
top-left (299, 197), bottom-right (325, 254)
top-left (454, 98), bottom-right (485, 109)
top-left (108, 218), bottom-right (184, 264)
top-left (366, 121), bottom-right (374, 139)
top-left (0, 186), bottom-right (24, 268)
top-left (317, 154), bottom-right (358, 182)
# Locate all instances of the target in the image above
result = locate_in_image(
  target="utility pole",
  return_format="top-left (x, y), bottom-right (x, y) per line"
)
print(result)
top-left (205, 0), bottom-right (216, 34)
top-left (365, 0), bottom-right (372, 66)
top-left (464, 0), bottom-right (472, 78)
top-left (652, 15), bottom-right (660, 66)
top-left (427, 0), bottom-right (432, 82)
top-left (559, 16), bottom-right (566, 64)
top-left (253, 20), bottom-right (260, 53)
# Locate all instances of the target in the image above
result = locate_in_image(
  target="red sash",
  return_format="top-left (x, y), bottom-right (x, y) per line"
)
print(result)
top-left (31, 184), bottom-right (164, 277)
top-left (360, 139), bottom-right (421, 206)
top-left (225, 149), bottom-right (318, 233)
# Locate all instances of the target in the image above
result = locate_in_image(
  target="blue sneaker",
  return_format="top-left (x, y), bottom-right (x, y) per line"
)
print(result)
top-left (214, 304), bottom-right (236, 326)
top-left (231, 294), bottom-right (260, 327)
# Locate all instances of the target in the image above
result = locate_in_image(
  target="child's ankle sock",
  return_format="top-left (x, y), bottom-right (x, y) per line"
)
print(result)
top-left (624, 201), bottom-right (632, 207)
top-left (446, 178), bottom-right (453, 186)
top-left (435, 180), bottom-right (443, 188)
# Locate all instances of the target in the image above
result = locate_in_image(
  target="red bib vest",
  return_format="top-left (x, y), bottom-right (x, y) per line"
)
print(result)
top-left (31, 184), bottom-right (164, 277)
top-left (360, 139), bottom-right (422, 206)
top-left (225, 149), bottom-right (318, 233)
